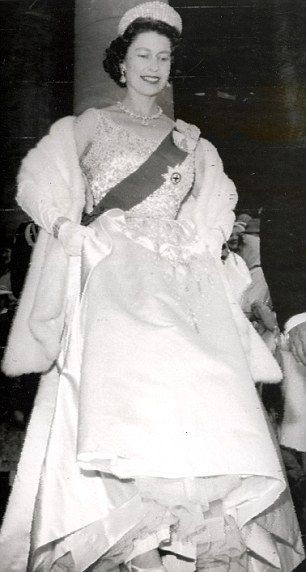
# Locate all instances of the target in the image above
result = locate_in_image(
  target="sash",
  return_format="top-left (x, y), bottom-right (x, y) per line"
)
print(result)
top-left (81, 130), bottom-right (188, 226)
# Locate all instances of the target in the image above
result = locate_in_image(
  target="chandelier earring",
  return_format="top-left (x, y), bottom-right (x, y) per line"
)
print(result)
top-left (120, 66), bottom-right (126, 85)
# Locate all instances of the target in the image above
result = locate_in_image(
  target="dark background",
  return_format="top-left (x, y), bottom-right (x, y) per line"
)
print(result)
top-left (0, 0), bottom-right (305, 559)
top-left (0, 0), bottom-right (74, 508)
top-left (0, 0), bottom-right (74, 243)
top-left (1, 0), bottom-right (306, 242)
top-left (171, 0), bottom-right (306, 215)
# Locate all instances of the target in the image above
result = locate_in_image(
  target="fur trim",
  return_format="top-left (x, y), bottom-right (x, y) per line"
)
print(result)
top-left (178, 138), bottom-right (237, 257)
top-left (2, 117), bottom-right (85, 376)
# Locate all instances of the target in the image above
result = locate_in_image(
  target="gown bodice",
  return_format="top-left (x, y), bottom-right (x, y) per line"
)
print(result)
top-left (80, 110), bottom-right (196, 221)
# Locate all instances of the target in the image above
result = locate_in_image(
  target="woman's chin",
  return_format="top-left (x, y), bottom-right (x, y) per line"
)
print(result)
top-left (137, 80), bottom-right (165, 96)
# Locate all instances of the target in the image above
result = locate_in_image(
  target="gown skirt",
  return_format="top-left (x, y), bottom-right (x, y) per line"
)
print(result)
top-left (6, 211), bottom-right (304, 571)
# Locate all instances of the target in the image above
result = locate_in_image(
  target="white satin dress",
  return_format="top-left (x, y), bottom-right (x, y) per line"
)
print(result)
top-left (26, 110), bottom-right (304, 571)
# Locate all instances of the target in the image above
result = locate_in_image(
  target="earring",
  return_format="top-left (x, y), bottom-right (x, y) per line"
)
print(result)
top-left (120, 66), bottom-right (126, 84)
top-left (166, 80), bottom-right (171, 88)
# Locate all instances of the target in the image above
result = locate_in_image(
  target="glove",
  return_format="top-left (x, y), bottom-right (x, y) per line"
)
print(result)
top-left (57, 220), bottom-right (96, 256)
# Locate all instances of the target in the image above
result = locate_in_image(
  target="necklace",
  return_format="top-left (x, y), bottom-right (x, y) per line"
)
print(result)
top-left (116, 101), bottom-right (163, 126)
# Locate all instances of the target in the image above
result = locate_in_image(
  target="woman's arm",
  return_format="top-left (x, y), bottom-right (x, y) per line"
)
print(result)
top-left (16, 110), bottom-right (97, 236)
top-left (16, 112), bottom-right (98, 255)
top-left (17, 180), bottom-right (67, 235)
top-left (73, 108), bottom-right (98, 158)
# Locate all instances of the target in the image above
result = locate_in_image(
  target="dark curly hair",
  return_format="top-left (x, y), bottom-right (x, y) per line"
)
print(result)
top-left (103, 18), bottom-right (181, 88)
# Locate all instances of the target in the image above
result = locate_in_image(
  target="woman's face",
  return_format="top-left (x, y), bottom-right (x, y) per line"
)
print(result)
top-left (123, 31), bottom-right (172, 97)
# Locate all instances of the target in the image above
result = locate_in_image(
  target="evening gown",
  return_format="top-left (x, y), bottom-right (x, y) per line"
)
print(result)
top-left (5, 109), bottom-right (306, 571)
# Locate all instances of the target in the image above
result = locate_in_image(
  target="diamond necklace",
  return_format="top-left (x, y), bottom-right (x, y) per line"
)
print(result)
top-left (116, 101), bottom-right (163, 126)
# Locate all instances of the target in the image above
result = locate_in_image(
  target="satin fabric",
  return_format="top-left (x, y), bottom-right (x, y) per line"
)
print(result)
top-left (28, 211), bottom-right (304, 570)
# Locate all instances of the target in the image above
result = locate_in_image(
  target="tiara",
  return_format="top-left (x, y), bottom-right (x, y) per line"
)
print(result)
top-left (118, 1), bottom-right (182, 36)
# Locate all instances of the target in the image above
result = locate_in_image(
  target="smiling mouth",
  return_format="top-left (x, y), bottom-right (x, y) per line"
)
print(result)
top-left (141, 76), bottom-right (160, 83)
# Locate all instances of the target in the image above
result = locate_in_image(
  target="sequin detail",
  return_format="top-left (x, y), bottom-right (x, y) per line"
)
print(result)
top-left (128, 154), bottom-right (195, 220)
top-left (80, 110), bottom-right (196, 221)
top-left (80, 111), bottom-right (163, 206)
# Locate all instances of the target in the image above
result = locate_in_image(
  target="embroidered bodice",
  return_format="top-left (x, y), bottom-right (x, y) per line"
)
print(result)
top-left (80, 110), bottom-right (196, 221)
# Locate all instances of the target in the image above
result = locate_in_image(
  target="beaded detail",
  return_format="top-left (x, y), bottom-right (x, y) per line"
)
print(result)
top-left (128, 155), bottom-right (195, 220)
top-left (80, 110), bottom-right (196, 222)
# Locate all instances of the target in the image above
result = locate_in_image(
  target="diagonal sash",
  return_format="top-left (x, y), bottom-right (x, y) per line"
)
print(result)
top-left (81, 130), bottom-right (188, 226)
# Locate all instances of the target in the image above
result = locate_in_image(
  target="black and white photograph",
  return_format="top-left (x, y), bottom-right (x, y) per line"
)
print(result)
top-left (0, 1), bottom-right (305, 570)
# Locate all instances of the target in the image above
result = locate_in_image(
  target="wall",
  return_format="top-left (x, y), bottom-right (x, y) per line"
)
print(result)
top-left (170, 0), bottom-right (306, 213)
top-left (1, 0), bottom-right (74, 243)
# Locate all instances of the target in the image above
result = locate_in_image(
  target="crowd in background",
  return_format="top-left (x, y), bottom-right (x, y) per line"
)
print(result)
top-left (0, 223), bottom-right (39, 521)
top-left (227, 213), bottom-right (277, 347)
top-left (226, 212), bottom-right (306, 541)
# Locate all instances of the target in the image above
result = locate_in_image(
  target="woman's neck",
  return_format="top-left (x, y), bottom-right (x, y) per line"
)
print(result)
top-left (121, 93), bottom-right (159, 117)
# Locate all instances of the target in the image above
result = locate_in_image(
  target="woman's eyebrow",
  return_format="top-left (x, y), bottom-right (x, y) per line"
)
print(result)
top-left (134, 47), bottom-right (171, 54)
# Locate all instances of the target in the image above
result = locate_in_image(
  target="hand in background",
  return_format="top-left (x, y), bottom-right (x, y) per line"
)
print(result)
top-left (288, 322), bottom-right (306, 366)
top-left (251, 301), bottom-right (277, 332)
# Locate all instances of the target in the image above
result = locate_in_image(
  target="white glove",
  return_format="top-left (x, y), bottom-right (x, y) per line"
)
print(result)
top-left (58, 220), bottom-right (96, 256)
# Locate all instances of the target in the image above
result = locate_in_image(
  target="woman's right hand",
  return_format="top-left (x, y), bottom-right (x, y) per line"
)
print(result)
top-left (57, 220), bottom-right (96, 256)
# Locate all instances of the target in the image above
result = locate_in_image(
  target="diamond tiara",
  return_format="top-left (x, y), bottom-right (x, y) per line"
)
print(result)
top-left (118, 1), bottom-right (182, 36)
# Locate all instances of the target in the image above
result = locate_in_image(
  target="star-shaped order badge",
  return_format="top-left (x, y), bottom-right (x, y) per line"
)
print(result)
top-left (162, 164), bottom-right (183, 185)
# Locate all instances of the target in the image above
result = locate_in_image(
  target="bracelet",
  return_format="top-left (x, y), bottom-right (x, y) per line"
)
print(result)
top-left (53, 216), bottom-right (70, 239)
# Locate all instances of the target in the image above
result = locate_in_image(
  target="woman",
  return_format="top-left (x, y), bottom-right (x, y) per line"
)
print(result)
top-left (0, 2), bottom-right (304, 571)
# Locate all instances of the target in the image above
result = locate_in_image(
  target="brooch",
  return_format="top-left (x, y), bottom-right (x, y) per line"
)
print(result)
top-left (170, 172), bottom-right (182, 184)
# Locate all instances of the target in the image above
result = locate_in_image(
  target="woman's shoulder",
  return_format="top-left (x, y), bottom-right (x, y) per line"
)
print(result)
top-left (74, 107), bottom-right (100, 127)
top-left (173, 117), bottom-right (202, 153)
top-left (174, 117), bottom-right (219, 153)
top-left (73, 108), bottom-right (101, 156)
top-left (75, 106), bottom-right (127, 136)
top-left (175, 117), bottom-right (200, 135)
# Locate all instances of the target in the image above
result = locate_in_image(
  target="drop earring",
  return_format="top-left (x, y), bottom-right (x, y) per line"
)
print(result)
top-left (120, 66), bottom-right (126, 84)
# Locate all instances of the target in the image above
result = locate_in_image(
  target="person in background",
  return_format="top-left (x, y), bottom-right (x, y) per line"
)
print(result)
top-left (261, 203), bottom-right (306, 367)
top-left (239, 218), bottom-right (271, 312)
top-left (239, 218), bottom-right (276, 328)
top-left (10, 221), bottom-right (38, 299)
top-left (0, 275), bottom-right (14, 316)
top-left (235, 218), bottom-right (278, 349)
top-left (227, 212), bottom-right (251, 253)
top-left (0, 245), bottom-right (16, 316)
top-left (261, 202), bottom-right (306, 473)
